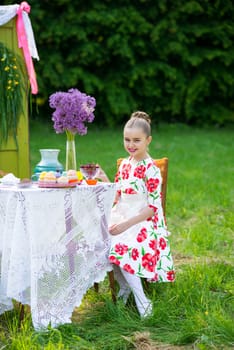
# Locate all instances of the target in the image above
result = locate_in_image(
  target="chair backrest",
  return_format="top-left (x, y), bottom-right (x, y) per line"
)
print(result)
top-left (116, 157), bottom-right (168, 214)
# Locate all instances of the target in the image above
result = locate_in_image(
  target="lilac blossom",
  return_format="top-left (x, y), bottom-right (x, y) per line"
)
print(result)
top-left (49, 88), bottom-right (96, 135)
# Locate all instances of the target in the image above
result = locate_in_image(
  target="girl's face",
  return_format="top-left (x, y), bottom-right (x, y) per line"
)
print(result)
top-left (123, 127), bottom-right (152, 161)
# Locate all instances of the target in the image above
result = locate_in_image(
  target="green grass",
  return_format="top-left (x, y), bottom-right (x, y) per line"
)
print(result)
top-left (1, 121), bottom-right (233, 350)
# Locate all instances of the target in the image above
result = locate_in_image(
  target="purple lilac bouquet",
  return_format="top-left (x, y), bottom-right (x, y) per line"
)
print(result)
top-left (49, 88), bottom-right (96, 137)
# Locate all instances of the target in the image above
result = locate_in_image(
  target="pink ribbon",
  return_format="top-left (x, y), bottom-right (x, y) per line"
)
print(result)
top-left (16, 2), bottom-right (38, 94)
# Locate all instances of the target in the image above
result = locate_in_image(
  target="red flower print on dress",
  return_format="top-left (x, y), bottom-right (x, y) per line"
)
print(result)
top-left (131, 248), bottom-right (139, 261)
top-left (149, 204), bottom-right (158, 214)
top-left (149, 239), bottom-right (157, 251)
top-left (134, 165), bottom-right (146, 179)
top-left (123, 264), bottom-right (135, 274)
top-left (136, 228), bottom-right (147, 242)
top-left (125, 188), bottom-right (137, 194)
top-left (147, 163), bottom-right (153, 169)
top-left (159, 237), bottom-right (167, 250)
top-left (142, 253), bottom-right (157, 272)
top-left (147, 205), bottom-right (158, 225)
top-left (167, 270), bottom-right (175, 281)
top-left (109, 255), bottom-right (120, 265)
top-left (156, 249), bottom-right (160, 261)
top-left (114, 243), bottom-right (128, 255)
top-left (121, 164), bottom-right (131, 180)
top-left (114, 170), bottom-right (120, 183)
top-left (150, 273), bottom-right (159, 282)
top-left (152, 213), bottom-right (159, 226)
top-left (146, 178), bottom-right (160, 193)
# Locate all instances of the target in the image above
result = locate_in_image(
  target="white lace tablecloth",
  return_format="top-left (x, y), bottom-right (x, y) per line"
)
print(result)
top-left (0, 183), bottom-right (116, 329)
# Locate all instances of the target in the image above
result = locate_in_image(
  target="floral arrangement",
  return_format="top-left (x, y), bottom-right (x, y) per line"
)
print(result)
top-left (0, 43), bottom-right (27, 145)
top-left (49, 88), bottom-right (96, 170)
top-left (49, 88), bottom-right (96, 140)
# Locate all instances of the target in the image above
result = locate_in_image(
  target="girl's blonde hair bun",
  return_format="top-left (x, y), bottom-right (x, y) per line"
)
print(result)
top-left (130, 111), bottom-right (151, 124)
top-left (125, 111), bottom-right (152, 136)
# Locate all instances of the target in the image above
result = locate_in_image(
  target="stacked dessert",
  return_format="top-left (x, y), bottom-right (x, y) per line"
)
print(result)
top-left (38, 170), bottom-right (79, 187)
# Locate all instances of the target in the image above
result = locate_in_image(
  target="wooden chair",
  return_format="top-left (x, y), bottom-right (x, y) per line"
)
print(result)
top-left (97, 157), bottom-right (168, 301)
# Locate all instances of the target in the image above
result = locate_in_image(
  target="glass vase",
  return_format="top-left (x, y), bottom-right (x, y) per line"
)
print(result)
top-left (66, 135), bottom-right (77, 171)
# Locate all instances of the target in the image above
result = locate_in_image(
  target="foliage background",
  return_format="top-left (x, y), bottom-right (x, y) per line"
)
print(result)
top-left (2, 0), bottom-right (234, 126)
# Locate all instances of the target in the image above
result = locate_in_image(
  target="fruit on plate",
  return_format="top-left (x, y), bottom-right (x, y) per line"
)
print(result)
top-left (39, 171), bottom-right (47, 180)
top-left (86, 179), bottom-right (98, 185)
top-left (57, 176), bottom-right (69, 184)
top-left (67, 169), bottom-right (78, 184)
top-left (43, 171), bottom-right (57, 183)
top-left (76, 171), bottom-right (83, 181)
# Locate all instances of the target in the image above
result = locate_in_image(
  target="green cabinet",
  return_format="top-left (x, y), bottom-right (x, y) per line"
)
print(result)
top-left (0, 17), bottom-right (30, 178)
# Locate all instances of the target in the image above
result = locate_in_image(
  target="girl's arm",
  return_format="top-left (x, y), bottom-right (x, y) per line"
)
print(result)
top-left (95, 166), bottom-right (110, 182)
top-left (96, 166), bottom-right (121, 206)
top-left (109, 206), bottom-right (154, 235)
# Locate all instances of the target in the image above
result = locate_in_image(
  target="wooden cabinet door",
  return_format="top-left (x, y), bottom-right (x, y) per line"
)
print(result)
top-left (0, 17), bottom-right (30, 178)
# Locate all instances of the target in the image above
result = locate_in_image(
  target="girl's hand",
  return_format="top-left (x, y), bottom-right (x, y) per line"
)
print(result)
top-left (109, 206), bottom-right (154, 235)
top-left (95, 165), bottom-right (110, 182)
top-left (109, 222), bottom-right (129, 235)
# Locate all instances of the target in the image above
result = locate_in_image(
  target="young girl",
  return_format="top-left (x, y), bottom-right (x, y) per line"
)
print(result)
top-left (98, 111), bottom-right (175, 318)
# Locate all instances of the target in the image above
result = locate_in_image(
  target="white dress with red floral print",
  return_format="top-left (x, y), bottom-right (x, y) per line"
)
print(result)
top-left (108, 157), bottom-right (175, 282)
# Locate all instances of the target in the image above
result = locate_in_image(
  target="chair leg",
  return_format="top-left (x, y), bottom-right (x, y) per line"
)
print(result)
top-left (93, 271), bottom-right (116, 302)
top-left (142, 278), bottom-right (150, 292)
top-left (94, 282), bottom-right (99, 293)
top-left (108, 270), bottom-right (116, 303)
top-left (19, 303), bottom-right (25, 323)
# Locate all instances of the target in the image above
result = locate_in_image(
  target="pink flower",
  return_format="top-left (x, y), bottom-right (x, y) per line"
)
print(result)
top-left (156, 249), bottom-right (160, 261)
top-left (153, 213), bottom-right (159, 223)
top-left (146, 205), bottom-right (159, 226)
top-left (125, 188), bottom-right (137, 194)
top-left (159, 237), bottom-right (167, 250)
top-left (123, 264), bottom-right (135, 274)
top-left (142, 253), bottom-right (157, 272)
top-left (146, 178), bottom-right (160, 193)
top-left (109, 256), bottom-right (120, 265)
top-left (149, 204), bottom-right (158, 214)
top-left (136, 228), bottom-right (147, 242)
top-left (149, 239), bottom-right (157, 251)
top-left (121, 164), bottom-right (131, 180)
top-left (114, 243), bottom-right (128, 255)
top-left (147, 163), bottom-right (153, 169)
top-left (167, 270), bottom-right (175, 281)
top-left (114, 171), bottom-right (120, 183)
top-left (134, 165), bottom-right (146, 179)
top-left (150, 273), bottom-right (159, 282)
top-left (131, 248), bottom-right (139, 261)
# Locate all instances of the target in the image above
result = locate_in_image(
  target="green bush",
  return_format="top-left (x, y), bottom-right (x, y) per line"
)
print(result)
top-left (2, 0), bottom-right (234, 125)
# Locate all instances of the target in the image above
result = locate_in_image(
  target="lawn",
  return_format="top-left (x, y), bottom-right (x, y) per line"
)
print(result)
top-left (0, 120), bottom-right (233, 350)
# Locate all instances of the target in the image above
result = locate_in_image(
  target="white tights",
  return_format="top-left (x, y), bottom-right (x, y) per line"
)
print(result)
top-left (113, 265), bottom-right (152, 317)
